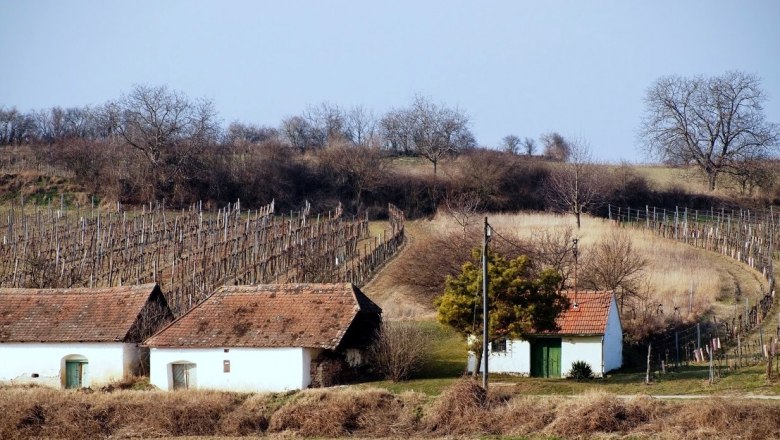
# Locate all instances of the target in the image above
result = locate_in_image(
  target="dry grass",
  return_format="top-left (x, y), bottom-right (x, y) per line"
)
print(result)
top-left (2, 383), bottom-right (780, 439)
top-left (368, 210), bottom-right (765, 329)
top-left (268, 387), bottom-right (425, 437)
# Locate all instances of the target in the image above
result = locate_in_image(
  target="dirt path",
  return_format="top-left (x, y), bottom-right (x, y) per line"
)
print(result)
top-left (361, 221), bottom-right (436, 319)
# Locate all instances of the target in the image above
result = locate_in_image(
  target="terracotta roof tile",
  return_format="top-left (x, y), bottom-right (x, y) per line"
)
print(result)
top-left (538, 291), bottom-right (614, 335)
top-left (0, 284), bottom-right (161, 342)
top-left (144, 283), bottom-right (381, 350)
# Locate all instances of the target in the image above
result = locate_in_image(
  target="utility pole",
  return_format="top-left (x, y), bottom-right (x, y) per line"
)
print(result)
top-left (482, 216), bottom-right (491, 390)
top-left (572, 238), bottom-right (579, 308)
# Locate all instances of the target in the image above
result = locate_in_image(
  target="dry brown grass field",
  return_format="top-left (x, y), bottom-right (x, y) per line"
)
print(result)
top-left (364, 211), bottom-right (766, 326)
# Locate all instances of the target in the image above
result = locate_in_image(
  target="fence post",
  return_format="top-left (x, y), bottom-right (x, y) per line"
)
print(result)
top-left (697, 323), bottom-right (701, 350)
top-left (646, 205), bottom-right (650, 228)
top-left (675, 331), bottom-right (680, 368)
top-left (674, 206), bottom-right (679, 241)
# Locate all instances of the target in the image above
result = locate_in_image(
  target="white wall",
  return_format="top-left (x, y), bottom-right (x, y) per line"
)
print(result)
top-left (561, 336), bottom-right (604, 377)
top-left (468, 339), bottom-right (531, 375)
top-left (468, 337), bottom-right (610, 377)
top-left (603, 296), bottom-right (623, 372)
top-left (0, 342), bottom-right (135, 388)
top-left (149, 347), bottom-right (318, 392)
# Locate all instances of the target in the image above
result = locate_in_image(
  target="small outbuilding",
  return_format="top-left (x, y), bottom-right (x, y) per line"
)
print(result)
top-left (469, 291), bottom-right (622, 377)
top-left (145, 283), bottom-right (381, 392)
top-left (0, 284), bottom-right (173, 388)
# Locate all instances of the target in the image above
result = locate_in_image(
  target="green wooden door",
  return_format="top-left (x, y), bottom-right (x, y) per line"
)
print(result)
top-left (65, 361), bottom-right (87, 389)
top-left (530, 338), bottom-right (562, 378)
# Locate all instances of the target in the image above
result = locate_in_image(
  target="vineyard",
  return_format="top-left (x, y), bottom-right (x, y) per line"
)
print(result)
top-left (609, 205), bottom-right (780, 376)
top-left (0, 199), bottom-right (405, 315)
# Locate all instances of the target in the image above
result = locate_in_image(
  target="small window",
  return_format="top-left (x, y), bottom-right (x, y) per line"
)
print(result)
top-left (223, 360), bottom-right (231, 373)
top-left (491, 338), bottom-right (507, 353)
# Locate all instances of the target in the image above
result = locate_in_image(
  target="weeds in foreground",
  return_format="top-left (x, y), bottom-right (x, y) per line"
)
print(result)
top-left (2, 380), bottom-right (780, 440)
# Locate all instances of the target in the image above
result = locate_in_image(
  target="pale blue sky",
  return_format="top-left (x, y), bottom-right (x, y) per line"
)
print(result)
top-left (1, 1), bottom-right (778, 162)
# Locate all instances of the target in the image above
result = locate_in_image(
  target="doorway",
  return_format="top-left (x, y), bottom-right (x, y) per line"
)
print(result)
top-left (171, 362), bottom-right (196, 390)
top-left (64, 359), bottom-right (88, 389)
top-left (530, 338), bottom-right (561, 378)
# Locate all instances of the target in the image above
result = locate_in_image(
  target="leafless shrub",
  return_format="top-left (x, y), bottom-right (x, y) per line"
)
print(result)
top-left (369, 320), bottom-right (432, 381)
top-left (621, 279), bottom-right (673, 343)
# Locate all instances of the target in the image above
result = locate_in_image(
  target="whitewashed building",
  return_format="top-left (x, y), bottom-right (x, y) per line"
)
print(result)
top-left (0, 284), bottom-right (173, 388)
top-left (469, 291), bottom-right (622, 377)
top-left (145, 283), bottom-right (381, 392)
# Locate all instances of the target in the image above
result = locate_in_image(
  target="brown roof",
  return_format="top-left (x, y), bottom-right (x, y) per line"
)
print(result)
top-left (0, 284), bottom-right (162, 342)
top-left (539, 291), bottom-right (615, 336)
top-left (144, 283), bottom-right (381, 349)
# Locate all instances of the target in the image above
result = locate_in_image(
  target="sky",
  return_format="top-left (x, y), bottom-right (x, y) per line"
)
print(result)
top-left (1, 1), bottom-right (779, 162)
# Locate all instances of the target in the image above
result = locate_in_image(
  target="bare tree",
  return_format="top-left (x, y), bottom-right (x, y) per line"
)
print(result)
top-left (379, 109), bottom-right (415, 156)
top-left (640, 71), bottom-right (779, 191)
top-left (115, 84), bottom-right (219, 198)
top-left (529, 226), bottom-right (576, 290)
top-left (729, 157), bottom-right (774, 195)
top-left (523, 137), bottom-right (536, 156)
top-left (502, 134), bottom-right (521, 155)
top-left (344, 105), bottom-right (377, 147)
top-left (225, 121), bottom-right (278, 146)
top-left (541, 132), bottom-right (571, 161)
top-left (304, 102), bottom-right (347, 147)
top-left (545, 140), bottom-right (602, 229)
top-left (443, 191), bottom-right (482, 237)
top-left (281, 115), bottom-right (314, 152)
top-left (581, 230), bottom-right (648, 310)
top-left (318, 143), bottom-right (387, 210)
top-left (0, 106), bottom-right (35, 145)
top-left (407, 96), bottom-right (472, 174)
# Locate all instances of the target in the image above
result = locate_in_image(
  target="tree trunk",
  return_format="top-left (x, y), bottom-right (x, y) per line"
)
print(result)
top-left (707, 171), bottom-right (718, 191)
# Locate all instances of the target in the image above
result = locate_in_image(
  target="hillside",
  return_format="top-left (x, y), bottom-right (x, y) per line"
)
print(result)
top-left (3, 144), bottom-right (779, 217)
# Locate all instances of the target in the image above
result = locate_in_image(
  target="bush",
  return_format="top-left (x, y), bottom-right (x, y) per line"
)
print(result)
top-left (567, 360), bottom-right (594, 380)
top-left (369, 321), bottom-right (431, 381)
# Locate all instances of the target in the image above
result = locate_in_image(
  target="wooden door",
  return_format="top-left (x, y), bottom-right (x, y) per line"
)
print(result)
top-left (530, 338), bottom-right (562, 378)
top-left (65, 361), bottom-right (87, 389)
top-left (172, 363), bottom-right (195, 390)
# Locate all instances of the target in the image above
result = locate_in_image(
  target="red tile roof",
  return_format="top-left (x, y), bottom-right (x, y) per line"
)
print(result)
top-left (144, 283), bottom-right (381, 350)
top-left (539, 291), bottom-right (615, 335)
top-left (0, 284), bottom-right (162, 342)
